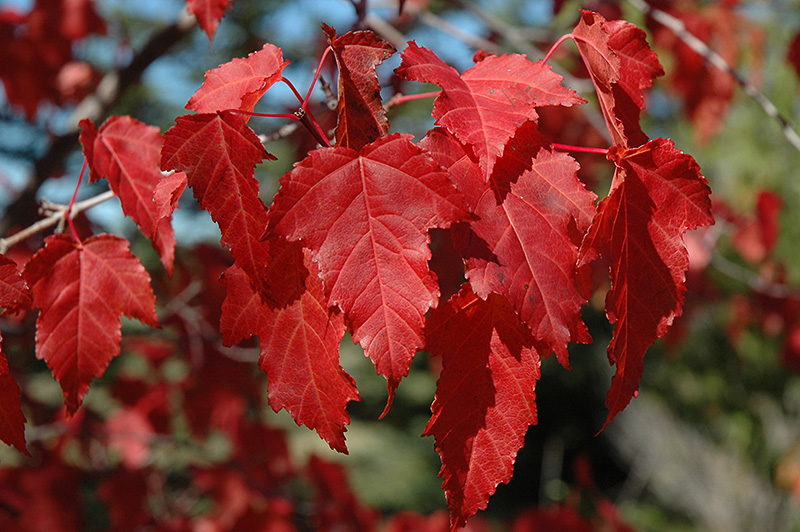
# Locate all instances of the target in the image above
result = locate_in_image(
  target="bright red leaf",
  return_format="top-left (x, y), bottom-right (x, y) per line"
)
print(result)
top-left (153, 170), bottom-right (188, 222)
top-left (0, 254), bottom-right (31, 454)
top-left (220, 242), bottom-right (358, 453)
top-left (0, 253), bottom-right (30, 313)
top-left (418, 127), bottom-right (484, 209)
top-left (186, 43), bottom-right (288, 115)
top-left (456, 147), bottom-right (596, 366)
top-left (0, 339), bottom-right (27, 455)
top-left (323, 24), bottom-right (396, 150)
top-left (396, 42), bottom-right (584, 180)
top-left (572, 11), bottom-right (663, 148)
top-left (186, 0), bottom-right (233, 42)
top-left (424, 284), bottom-right (541, 530)
top-left (267, 133), bottom-right (470, 403)
top-left (578, 138), bottom-right (713, 427)
top-left (23, 234), bottom-right (159, 414)
top-left (80, 116), bottom-right (177, 275)
top-left (0, 256), bottom-right (30, 450)
top-left (605, 18), bottom-right (664, 147)
top-left (161, 111), bottom-right (275, 299)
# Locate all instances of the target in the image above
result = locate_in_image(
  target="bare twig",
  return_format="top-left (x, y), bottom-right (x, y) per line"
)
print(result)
top-left (418, 10), bottom-right (505, 56)
top-left (626, 0), bottom-right (800, 152)
top-left (0, 190), bottom-right (116, 254)
top-left (0, 8), bottom-right (197, 236)
top-left (710, 253), bottom-right (800, 299)
top-left (364, 12), bottom-right (409, 49)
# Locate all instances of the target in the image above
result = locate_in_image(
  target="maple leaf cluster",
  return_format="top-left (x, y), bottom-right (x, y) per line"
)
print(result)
top-left (0, 6), bottom-right (715, 530)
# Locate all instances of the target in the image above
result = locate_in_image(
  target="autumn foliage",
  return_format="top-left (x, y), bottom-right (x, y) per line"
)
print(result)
top-left (14, 0), bottom-right (792, 529)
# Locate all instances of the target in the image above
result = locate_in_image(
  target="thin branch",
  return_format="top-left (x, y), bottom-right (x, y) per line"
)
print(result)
top-left (258, 123), bottom-right (300, 144)
top-left (0, 190), bottom-right (116, 255)
top-left (418, 10), bottom-right (505, 55)
top-left (0, 8), bottom-right (197, 237)
top-left (363, 12), bottom-right (409, 49)
top-left (319, 76), bottom-right (338, 111)
top-left (626, 0), bottom-right (800, 152)
top-left (710, 254), bottom-right (800, 299)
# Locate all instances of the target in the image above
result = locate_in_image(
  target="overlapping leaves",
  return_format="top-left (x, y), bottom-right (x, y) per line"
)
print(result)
top-left (80, 116), bottom-right (179, 275)
top-left (266, 134), bottom-right (470, 404)
top-left (573, 11), bottom-right (713, 427)
top-left (3, 11), bottom-right (715, 532)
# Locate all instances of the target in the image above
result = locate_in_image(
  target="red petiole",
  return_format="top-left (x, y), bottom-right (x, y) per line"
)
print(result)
top-left (66, 159), bottom-right (87, 245)
top-left (543, 33), bottom-right (574, 64)
top-left (551, 143), bottom-right (609, 155)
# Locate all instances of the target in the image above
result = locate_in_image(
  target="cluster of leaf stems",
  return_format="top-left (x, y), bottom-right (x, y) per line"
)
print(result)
top-left (61, 35), bottom-right (611, 248)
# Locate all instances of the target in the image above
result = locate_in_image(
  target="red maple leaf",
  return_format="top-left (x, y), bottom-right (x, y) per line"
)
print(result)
top-left (424, 284), bottom-right (541, 530)
top-left (578, 138), bottom-right (713, 427)
top-left (0, 254), bottom-right (30, 454)
top-left (161, 111), bottom-right (275, 300)
top-left (456, 147), bottom-right (596, 366)
top-left (220, 241), bottom-right (358, 453)
top-left (418, 127), bottom-right (484, 210)
top-left (0, 253), bottom-right (31, 313)
top-left (23, 234), bottom-right (159, 414)
top-left (0, 339), bottom-right (26, 455)
top-left (323, 24), bottom-right (396, 150)
top-left (80, 116), bottom-right (177, 275)
top-left (153, 170), bottom-right (188, 223)
top-left (186, 0), bottom-right (233, 42)
top-left (267, 133), bottom-right (470, 404)
top-left (396, 43), bottom-right (584, 180)
top-left (572, 11), bottom-right (663, 148)
top-left (186, 43), bottom-right (288, 114)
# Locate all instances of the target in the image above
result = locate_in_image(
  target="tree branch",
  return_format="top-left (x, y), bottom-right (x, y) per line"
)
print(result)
top-left (0, 8), bottom-right (197, 237)
top-left (626, 0), bottom-right (800, 152)
top-left (0, 190), bottom-right (116, 255)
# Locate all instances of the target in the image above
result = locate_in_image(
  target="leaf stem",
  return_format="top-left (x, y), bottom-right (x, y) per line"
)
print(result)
top-left (387, 91), bottom-right (441, 108)
top-left (304, 46), bottom-right (332, 111)
top-left (281, 77), bottom-right (332, 147)
top-left (281, 77), bottom-right (306, 104)
top-left (543, 33), bottom-right (573, 64)
top-left (65, 159), bottom-right (88, 244)
top-left (296, 108), bottom-right (332, 147)
top-left (0, 190), bottom-right (116, 255)
top-left (229, 108), bottom-right (300, 121)
top-left (551, 143), bottom-right (608, 155)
